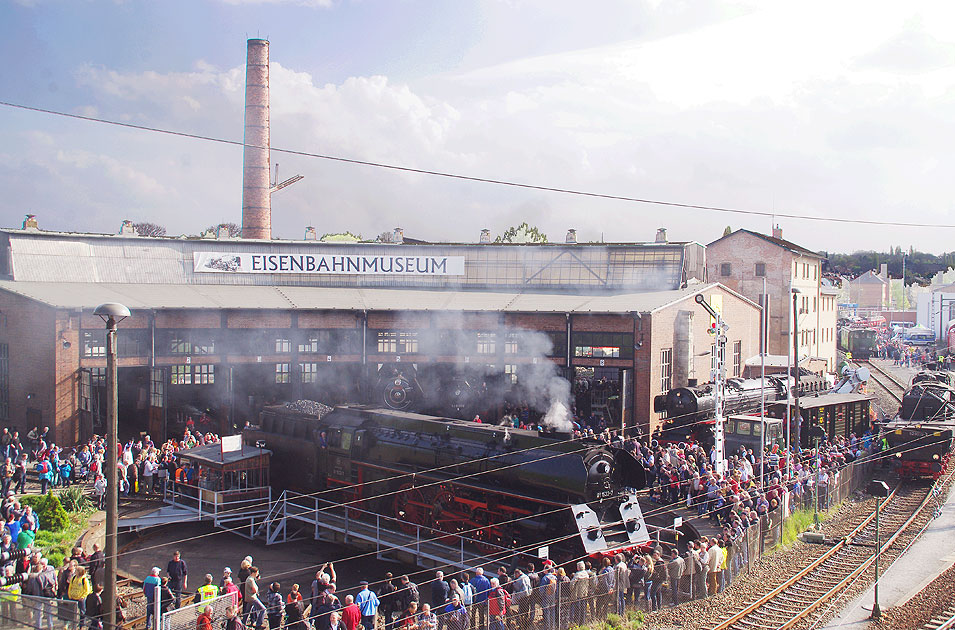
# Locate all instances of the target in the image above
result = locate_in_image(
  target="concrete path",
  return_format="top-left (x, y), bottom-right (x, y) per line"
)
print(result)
top-left (820, 480), bottom-right (955, 629)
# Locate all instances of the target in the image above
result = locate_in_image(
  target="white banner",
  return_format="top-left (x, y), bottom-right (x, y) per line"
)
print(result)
top-left (221, 434), bottom-right (243, 454)
top-left (194, 252), bottom-right (465, 276)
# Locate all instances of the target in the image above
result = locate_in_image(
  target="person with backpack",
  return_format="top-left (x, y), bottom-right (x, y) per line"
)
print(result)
top-left (35, 458), bottom-right (54, 494)
top-left (69, 566), bottom-right (93, 619)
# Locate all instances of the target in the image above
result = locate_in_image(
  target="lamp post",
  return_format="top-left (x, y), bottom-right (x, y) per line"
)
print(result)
top-left (94, 302), bottom-right (130, 630)
top-left (867, 480), bottom-right (890, 619)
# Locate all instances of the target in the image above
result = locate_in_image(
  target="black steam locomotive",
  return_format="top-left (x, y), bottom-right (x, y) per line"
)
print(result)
top-left (244, 403), bottom-right (649, 559)
top-left (884, 370), bottom-right (955, 479)
top-left (653, 371), bottom-right (829, 445)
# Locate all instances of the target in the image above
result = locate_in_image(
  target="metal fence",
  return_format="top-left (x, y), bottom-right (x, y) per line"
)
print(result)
top-left (332, 455), bottom-right (880, 630)
top-left (3, 593), bottom-right (79, 630)
top-left (160, 593), bottom-right (235, 630)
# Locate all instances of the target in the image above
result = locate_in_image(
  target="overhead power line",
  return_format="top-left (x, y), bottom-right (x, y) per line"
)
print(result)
top-left (2, 99), bottom-right (953, 230)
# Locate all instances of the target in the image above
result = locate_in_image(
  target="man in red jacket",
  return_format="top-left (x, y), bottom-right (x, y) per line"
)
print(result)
top-left (197, 606), bottom-right (213, 630)
top-left (340, 594), bottom-right (361, 630)
top-left (487, 578), bottom-right (510, 630)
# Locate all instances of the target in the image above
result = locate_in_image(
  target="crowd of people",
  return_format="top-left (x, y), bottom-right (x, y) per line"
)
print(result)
top-left (0, 397), bottom-right (879, 630)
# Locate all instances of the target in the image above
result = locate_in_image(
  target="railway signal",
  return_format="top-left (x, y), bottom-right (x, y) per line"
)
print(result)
top-left (695, 294), bottom-right (728, 474)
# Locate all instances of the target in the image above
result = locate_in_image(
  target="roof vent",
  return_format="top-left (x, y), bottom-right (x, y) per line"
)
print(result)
top-left (393, 227), bottom-right (404, 244)
top-left (120, 220), bottom-right (137, 235)
top-left (480, 229), bottom-right (491, 244)
top-left (655, 228), bottom-right (667, 243)
top-left (566, 229), bottom-right (577, 244)
top-left (772, 224), bottom-right (783, 239)
top-left (22, 214), bottom-right (39, 231)
top-left (304, 226), bottom-right (318, 241)
top-left (216, 225), bottom-right (233, 240)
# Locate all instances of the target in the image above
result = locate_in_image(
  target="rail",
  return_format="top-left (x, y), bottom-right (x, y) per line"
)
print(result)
top-left (709, 462), bottom-right (954, 630)
top-left (866, 359), bottom-right (908, 403)
top-left (924, 606), bottom-right (955, 630)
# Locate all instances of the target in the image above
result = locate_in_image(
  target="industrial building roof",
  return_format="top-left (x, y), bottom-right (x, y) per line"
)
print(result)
top-left (0, 280), bottom-right (747, 314)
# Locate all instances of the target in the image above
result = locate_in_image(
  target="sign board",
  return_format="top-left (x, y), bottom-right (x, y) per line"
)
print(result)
top-left (673, 517), bottom-right (683, 529)
top-left (195, 252), bottom-right (465, 276)
top-left (538, 546), bottom-right (549, 560)
top-left (220, 435), bottom-right (243, 454)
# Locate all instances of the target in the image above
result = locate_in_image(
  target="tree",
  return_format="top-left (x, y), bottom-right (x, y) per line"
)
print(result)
top-left (203, 222), bottom-right (242, 238)
top-left (320, 232), bottom-right (362, 242)
top-left (723, 225), bottom-right (733, 237)
top-left (495, 222), bottom-right (548, 244)
top-left (133, 222), bottom-right (166, 237)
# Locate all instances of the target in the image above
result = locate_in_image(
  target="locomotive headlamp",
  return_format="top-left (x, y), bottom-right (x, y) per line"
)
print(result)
top-left (933, 453), bottom-right (940, 460)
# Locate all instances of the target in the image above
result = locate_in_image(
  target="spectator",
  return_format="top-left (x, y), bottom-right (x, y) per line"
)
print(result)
top-left (264, 582), bottom-right (284, 630)
top-left (144, 567), bottom-right (162, 630)
top-left (68, 565), bottom-right (93, 619)
top-left (416, 603), bottom-right (437, 630)
top-left (430, 571), bottom-right (449, 609)
top-left (443, 595), bottom-right (468, 630)
top-left (354, 580), bottom-right (379, 630)
top-left (86, 582), bottom-right (105, 630)
top-left (167, 550), bottom-right (188, 608)
top-left (197, 605), bottom-right (213, 630)
top-left (340, 594), bottom-right (360, 630)
top-left (468, 568), bottom-right (490, 630)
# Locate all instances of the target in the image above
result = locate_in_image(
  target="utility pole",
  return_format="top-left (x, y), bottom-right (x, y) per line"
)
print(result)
top-left (760, 278), bottom-right (767, 486)
top-left (813, 435), bottom-right (821, 530)
top-left (94, 303), bottom-right (130, 630)
top-left (696, 294), bottom-right (728, 475)
top-left (868, 480), bottom-right (890, 619)
top-left (792, 288), bottom-right (802, 478)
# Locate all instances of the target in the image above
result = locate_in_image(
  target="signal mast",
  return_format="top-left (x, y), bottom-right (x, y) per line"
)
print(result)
top-left (695, 294), bottom-right (729, 474)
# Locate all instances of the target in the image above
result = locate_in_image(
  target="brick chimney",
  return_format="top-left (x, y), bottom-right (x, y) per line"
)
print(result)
top-left (772, 224), bottom-right (783, 239)
top-left (655, 228), bottom-right (667, 243)
top-left (566, 229), bottom-right (577, 244)
top-left (22, 214), bottom-right (39, 231)
top-left (241, 38), bottom-right (272, 240)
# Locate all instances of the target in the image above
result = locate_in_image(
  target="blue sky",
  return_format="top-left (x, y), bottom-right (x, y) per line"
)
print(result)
top-left (2, 0), bottom-right (955, 253)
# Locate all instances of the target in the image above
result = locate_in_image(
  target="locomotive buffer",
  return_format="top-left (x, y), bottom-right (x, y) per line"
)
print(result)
top-left (695, 294), bottom-right (729, 475)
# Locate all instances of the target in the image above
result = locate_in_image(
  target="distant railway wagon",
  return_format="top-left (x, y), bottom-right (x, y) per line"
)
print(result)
top-left (724, 414), bottom-right (784, 456)
top-left (767, 392), bottom-right (875, 447)
top-left (838, 327), bottom-right (878, 359)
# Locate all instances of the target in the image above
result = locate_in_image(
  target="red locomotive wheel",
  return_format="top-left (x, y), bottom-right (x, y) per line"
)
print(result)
top-left (394, 484), bottom-right (429, 535)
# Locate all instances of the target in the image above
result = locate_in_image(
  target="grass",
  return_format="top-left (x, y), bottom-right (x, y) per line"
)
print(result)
top-left (569, 610), bottom-right (646, 630)
top-left (31, 502), bottom-right (95, 568)
top-left (774, 505), bottom-right (835, 550)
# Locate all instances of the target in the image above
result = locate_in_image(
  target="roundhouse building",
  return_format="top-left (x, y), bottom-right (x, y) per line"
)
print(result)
top-left (0, 221), bottom-right (760, 445)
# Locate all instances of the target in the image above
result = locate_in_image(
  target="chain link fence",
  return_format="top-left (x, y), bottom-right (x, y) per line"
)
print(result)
top-left (3, 593), bottom-right (79, 630)
top-left (160, 593), bottom-right (235, 630)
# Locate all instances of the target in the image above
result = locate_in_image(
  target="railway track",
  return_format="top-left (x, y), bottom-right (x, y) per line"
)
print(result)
top-left (922, 606), bottom-right (955, 630)
top-left (706, 471), bottom-right (951, 630)
top-left (865, 360), bottom-right (908, 404)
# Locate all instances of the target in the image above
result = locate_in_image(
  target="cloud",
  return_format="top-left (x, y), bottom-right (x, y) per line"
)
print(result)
top-left (855, 19), bottom-right (955, 74)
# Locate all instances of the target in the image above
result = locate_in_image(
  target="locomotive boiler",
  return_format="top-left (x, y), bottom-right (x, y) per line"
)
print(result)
top-left (244, 402), bottom-right (649, 558)
top-left (653, 371), bottom-right (828, 445)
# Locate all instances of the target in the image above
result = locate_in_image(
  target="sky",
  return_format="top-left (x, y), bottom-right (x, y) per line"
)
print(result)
top-left (2, 0), bottom-right (955, 254)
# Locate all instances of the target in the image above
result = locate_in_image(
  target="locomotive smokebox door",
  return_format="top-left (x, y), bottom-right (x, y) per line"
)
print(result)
top-left (612, 449), bottom-right (647, 490)
top-left (572, 504), bottom-right (609, 555)
top-left (618, 496), bottom-right (650, 545)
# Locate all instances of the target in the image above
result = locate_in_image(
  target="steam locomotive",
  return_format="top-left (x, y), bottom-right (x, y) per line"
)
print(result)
top-left (884, 370), bottom-right (955, 479)
top-left (244, 403), bottom-right (650, 560)
top-left (653, 371), bottom-right (829, 445)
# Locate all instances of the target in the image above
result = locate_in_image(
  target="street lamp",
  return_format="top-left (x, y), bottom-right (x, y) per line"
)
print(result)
top-left (789, 288), bottom-right (801, 480)
top-left (867, 480), bottom-right (890, 619)
top-left (94, 302), bottom-right (130, 630)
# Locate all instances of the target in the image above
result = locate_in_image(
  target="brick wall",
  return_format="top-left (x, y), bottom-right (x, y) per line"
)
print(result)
top-left (0, 292), bottom-right (56, 438)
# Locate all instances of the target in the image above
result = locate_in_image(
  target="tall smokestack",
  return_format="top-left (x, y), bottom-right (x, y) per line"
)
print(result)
top-left (242, 39), bottom-right (271, 240)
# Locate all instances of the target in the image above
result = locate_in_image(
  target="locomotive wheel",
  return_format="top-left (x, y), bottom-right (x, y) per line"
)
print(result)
top-left (394, 484), bottom-right (430, 535)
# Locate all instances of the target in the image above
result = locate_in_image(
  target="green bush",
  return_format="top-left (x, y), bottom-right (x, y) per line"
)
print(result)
top-left (21, 492), bottom-right (71, 533)
top-left (58, 486), bottom-right (92, 513)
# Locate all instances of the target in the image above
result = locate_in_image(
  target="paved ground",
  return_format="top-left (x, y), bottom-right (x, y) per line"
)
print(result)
top-left (118, 520), bottom-right (420, 597)
top-left (821, 476), bottom-right (955, 629)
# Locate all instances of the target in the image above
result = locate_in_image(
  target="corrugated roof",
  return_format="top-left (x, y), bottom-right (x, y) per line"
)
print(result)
top-left (0, 280), bottom-right (734, 314)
